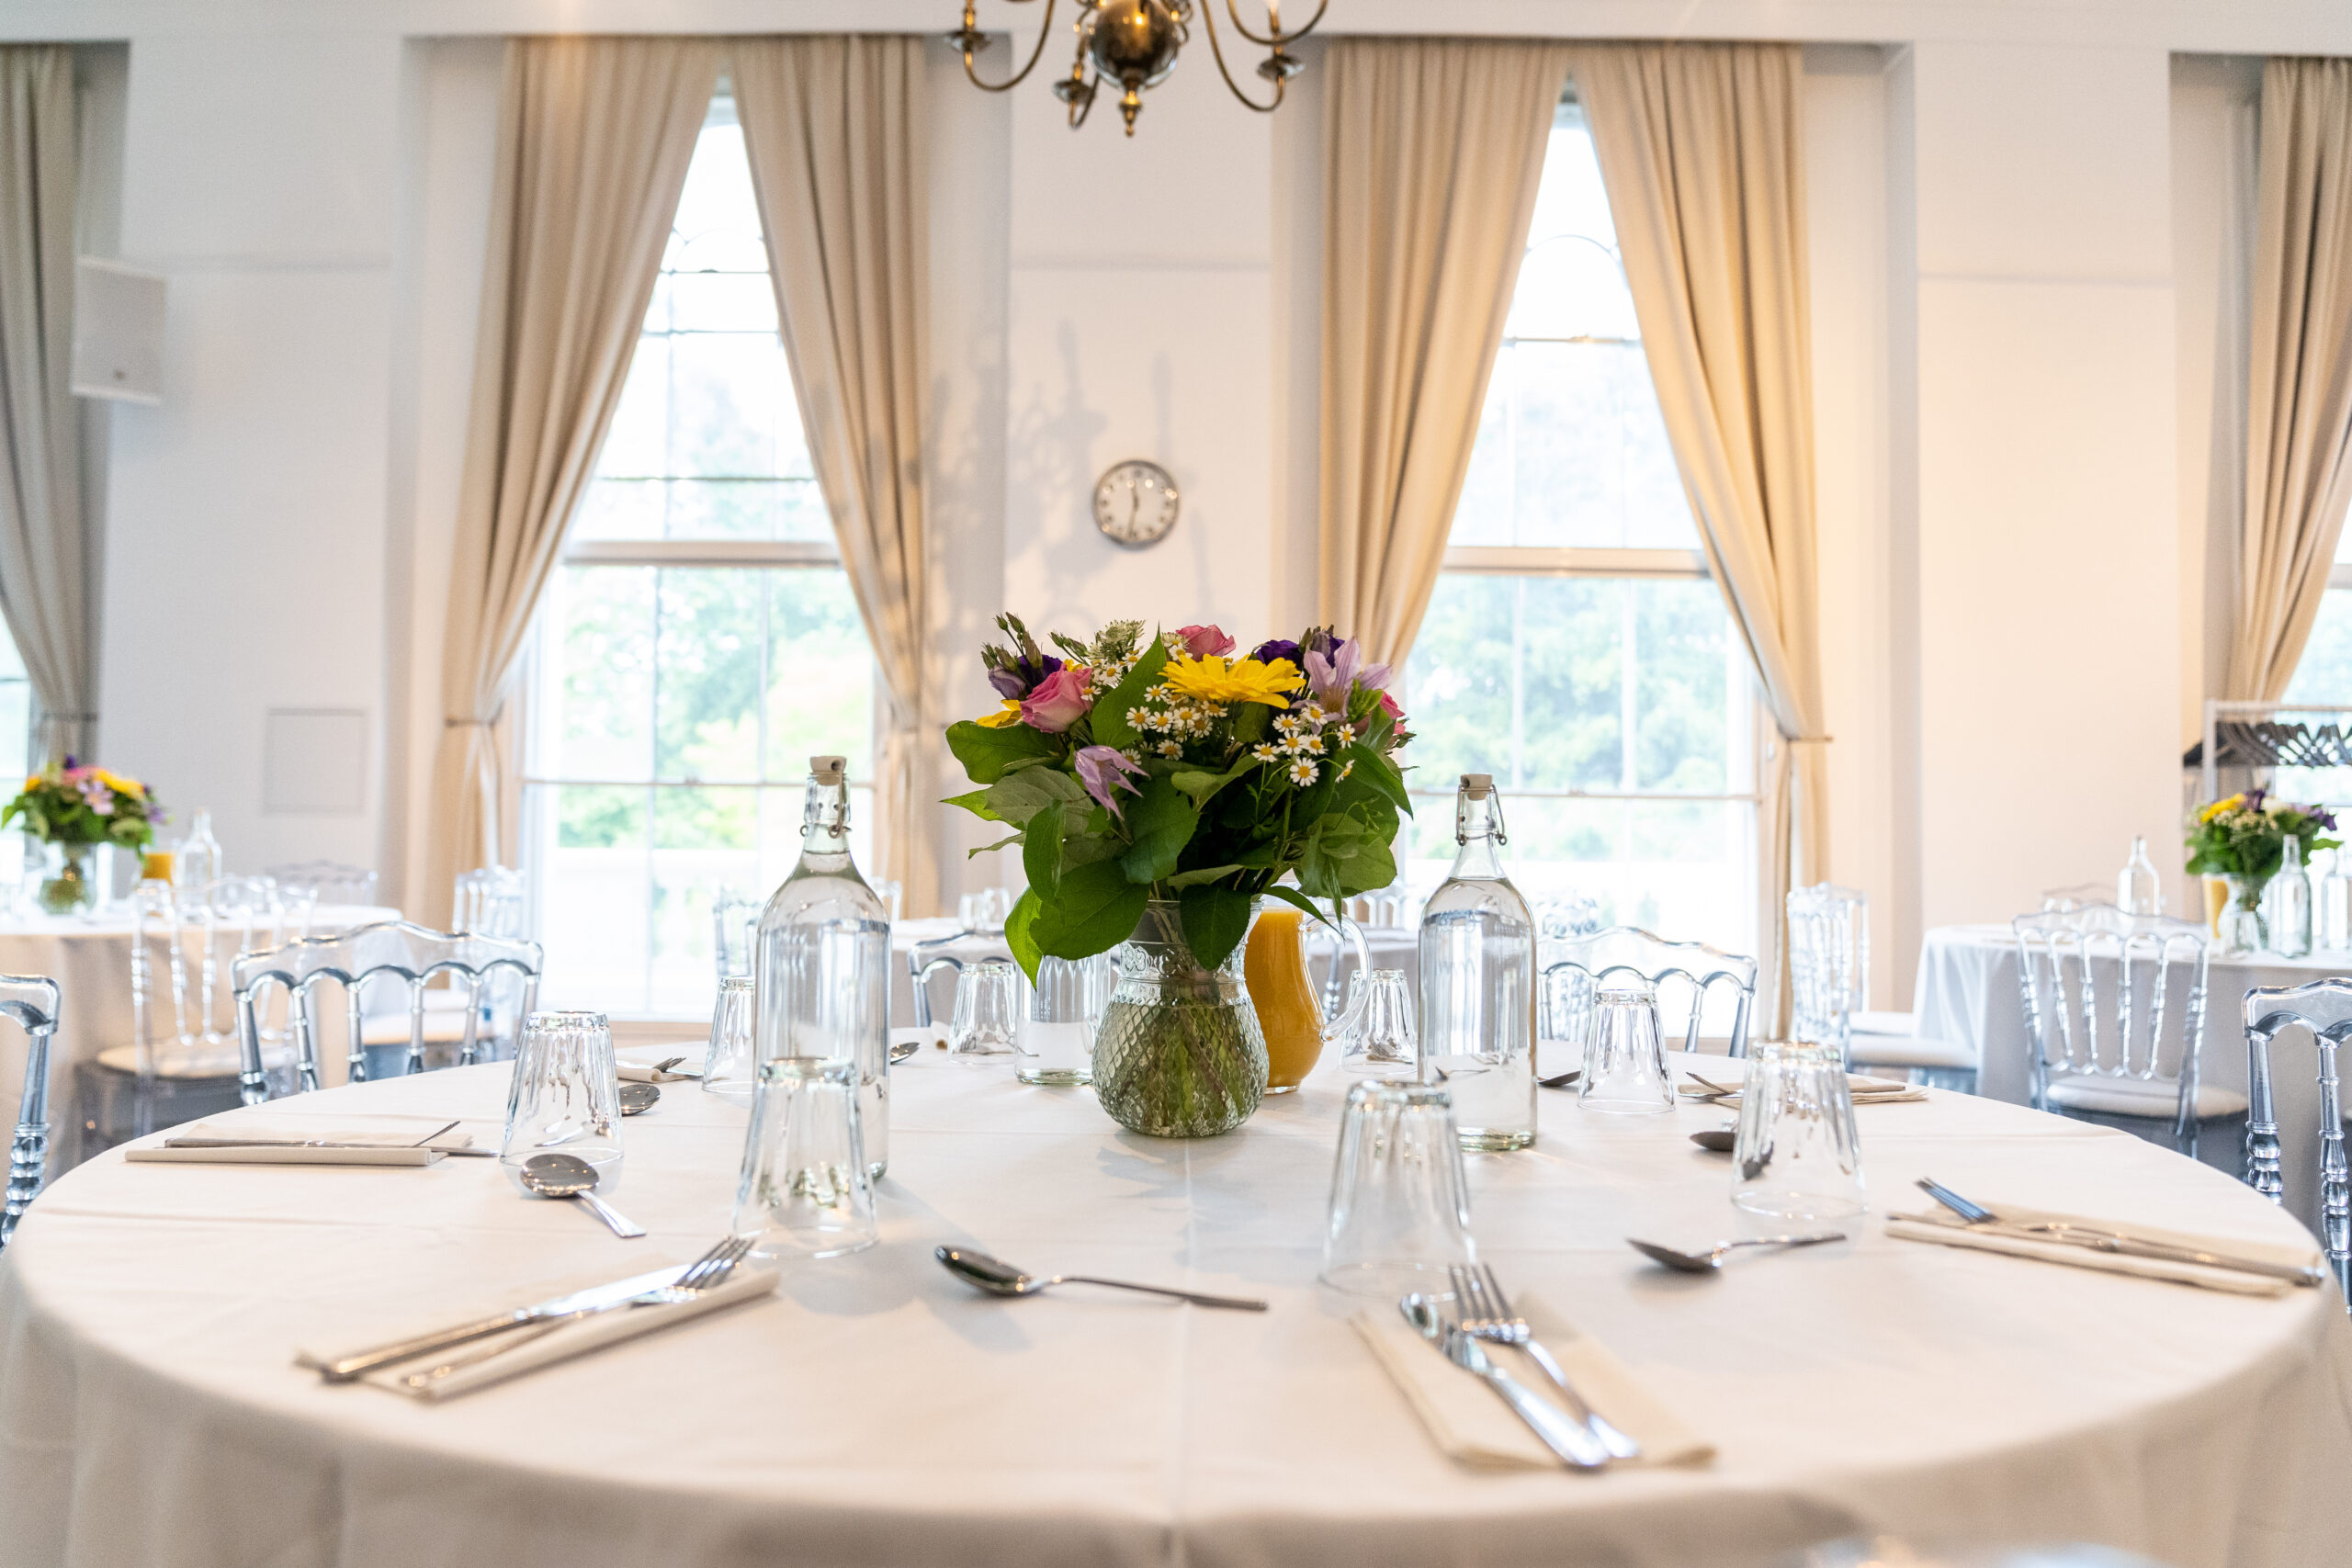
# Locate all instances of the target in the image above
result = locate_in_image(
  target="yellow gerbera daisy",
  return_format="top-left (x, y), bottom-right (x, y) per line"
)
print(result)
top-left (1158, 654), bottom-right (1304, 710)
top-left (2199, 793), bottom-right (2246, 824)
top-left (974, 699), bottom-right (1025, 729)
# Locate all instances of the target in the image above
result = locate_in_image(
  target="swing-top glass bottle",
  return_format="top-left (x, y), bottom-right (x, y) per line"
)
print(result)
top-left (755, 756), bottom-right (892, 1179)
top-left (1419, 773), bottom-right (1537, 1151)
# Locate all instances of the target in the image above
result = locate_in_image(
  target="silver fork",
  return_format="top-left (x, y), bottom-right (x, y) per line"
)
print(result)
top-left (400, 1234), bottom-right (756, 1390)
top-left (1450, 1261), bottom-right (1642, 1461)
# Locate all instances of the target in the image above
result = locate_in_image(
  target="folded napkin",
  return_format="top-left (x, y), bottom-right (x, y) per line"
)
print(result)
top-left (301, 1255), bottom-right (781, 1402)
top-left (1679, 1071), bottom-right (1928, 1108)
top-left (125, 1119), bottom-right (474, 1167)
top-left (617, 1047), bottom-right (702, 1083)
top-left (1886, 1201), bottom-right (2323, 1297)
top-left (1355, 1295), bottom-right (1713, 1471)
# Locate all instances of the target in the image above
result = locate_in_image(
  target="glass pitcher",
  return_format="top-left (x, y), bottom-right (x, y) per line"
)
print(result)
top-left (1242, 899), bottom-right (1372, 1093)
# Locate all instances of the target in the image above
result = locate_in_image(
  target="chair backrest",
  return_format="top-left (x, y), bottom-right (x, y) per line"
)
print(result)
top-left (1541, 925), bottom-right (1758, 1056)
top-left (0, 973), bottom-right (61, 1248)
top-left (1533, 892), bottom-right (1603, 941)
top-left (1787, 883), bottom-right (1868, 1060)
top-left (2240, 978), bottom-right (2352, 1303)
top-left (452, 865), bottom-right (527, 939)
top-left (713, 888), bottom-right (763, 981)
top-left (2041, 882), bottom-right (2114, 913)
top-left (265, 860), bottom-right (379, 910)
top-left (232, 919), bottom-right (543, 1102)
top-left (2011, 903), bottom-right (2211, 1113)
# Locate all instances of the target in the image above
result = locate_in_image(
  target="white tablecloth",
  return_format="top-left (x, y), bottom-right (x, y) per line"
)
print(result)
top-left (2, 1050), bottom-right (2346, 1567)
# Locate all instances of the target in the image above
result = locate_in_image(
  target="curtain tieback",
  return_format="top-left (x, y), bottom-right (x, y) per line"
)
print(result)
top-left (444, 717), bottom-right (496, 729)
top-left (1786, 735), bottom-right (1833, 746)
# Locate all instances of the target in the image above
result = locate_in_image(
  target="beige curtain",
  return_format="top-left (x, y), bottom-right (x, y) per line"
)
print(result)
top-left (1566, 42), bottom-right (1826, 1021)
top-left (2226, 57), bottom-right (2352, 703)
top-left (423, 37), bottom-right (720, 926)
top-left (1318, 38), bottom-right (1574, 668)
top-left (0, 47), bottom-right (96, 763)
top-left (733, 36), bottom-right (935, 912)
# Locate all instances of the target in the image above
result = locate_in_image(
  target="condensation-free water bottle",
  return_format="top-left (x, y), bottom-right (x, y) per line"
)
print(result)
top-left (754, 756), bottom-right (891, 1179)
top-left (2271, 834), bottom-right (2314, 960)
top-left (2118, 835), bottom-right (2163, 917)
top-left (1419, 773), bottom-right (1537, 1152)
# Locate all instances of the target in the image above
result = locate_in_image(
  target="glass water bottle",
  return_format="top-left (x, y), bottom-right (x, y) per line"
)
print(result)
top-left (755, 756), bottom-right (892, 1179)
top-left (1419, 773), bottom-right (1537, 1151)
top-left (2320, 851), bottom-right (2352, 953)
top-left (174, 808), bottom-right (220, 908)
top-left (2270, 834), bottom-right (2314, 959)
top-left (2118, 835), bottom-right (2163, 916)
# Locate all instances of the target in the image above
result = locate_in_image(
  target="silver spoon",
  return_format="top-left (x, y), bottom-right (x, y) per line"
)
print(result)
top-left (1537, 1069), bottom-right (1581, 1089)
top-left (519, 1152), bottom-right (646, 1239)
top-left (1689, 1125), bottom-right (1736, 1152)
top-left (933, 1245), bottom-right (1267, 1311)
top-left (617, 1081), bottom-right (660, 1116)
top-left (889, 1039), bottom-right (920, 1066)
top-left (1627, 1233), bottom-right (1844, 1273)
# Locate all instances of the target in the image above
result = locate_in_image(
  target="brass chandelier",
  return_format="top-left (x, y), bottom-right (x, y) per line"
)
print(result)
top-left (948, 1), bottom-right (1329, 136)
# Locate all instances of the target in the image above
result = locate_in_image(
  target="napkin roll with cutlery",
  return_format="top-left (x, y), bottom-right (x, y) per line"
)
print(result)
top-left (1680, 1071), bottom-right (1928, 1108)
top-left (1354, 1296), bottom-right (1714, 1471)
top-left (1886, 1201), bottom-right (2325, 1296)
top-left (124, 1118), bottom-right (478, 1167)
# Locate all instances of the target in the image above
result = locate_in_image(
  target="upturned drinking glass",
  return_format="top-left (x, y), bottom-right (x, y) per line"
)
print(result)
top-left (951, 958), bottom-right (1023, 1057)
top-left (1319, 1079), bottom-right (1476, 1297)
top-left (732, 1056), bottom-right (877, 1258)
top-left (1018, 955), bottom-right (1095, 1085)
top-left (1341, 968), bottom-right (1418, 1077)
top-left (1579, 982), bottom-right (1673, 1113)
top-left (501, 1010), bottom-right (623, 1193)
top-left (704, 975), bottom-right (755, 1104)
top-left (1731, 1041), bottom-right (1866, 1220)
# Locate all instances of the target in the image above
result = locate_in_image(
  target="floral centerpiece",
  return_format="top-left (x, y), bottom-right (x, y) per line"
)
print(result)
top-left (3, 760), bottom-right (164, 915)
top-left (2185, 788), bottom-right (2339, 952)
top-left (945, 617), bottom-right (1410, 1136)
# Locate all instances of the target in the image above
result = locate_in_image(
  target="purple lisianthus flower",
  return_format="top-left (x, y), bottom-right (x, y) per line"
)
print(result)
top-left (1074, 745), bottom-right (1147, 818)
top-left (1250, 637), bottom-right (1301, 668)
top-left (2247, 787), bottom-right (2269, 812)
top-left (986, 650), bottom-right (1063, 701)
top-left (1304, 637), bottom-right (1391, 716)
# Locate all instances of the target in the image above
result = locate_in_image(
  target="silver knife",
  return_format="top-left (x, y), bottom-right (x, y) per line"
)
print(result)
top-left (304, 1265), bottom-right (693, 1382)
top-left (1959, 1219), bottom-right (2324, 1286)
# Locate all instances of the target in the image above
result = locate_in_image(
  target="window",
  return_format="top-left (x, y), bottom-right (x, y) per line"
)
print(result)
top-left (2283, 528), bottom-right (2352, 707)
top-left (1402, 96), bottom-right (1759, 955)
top-left (524, 88), bottom-right (876, 1018)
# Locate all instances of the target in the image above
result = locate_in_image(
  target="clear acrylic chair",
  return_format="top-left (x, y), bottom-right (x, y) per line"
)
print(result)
top-left (74, 883), bottom-right (249, 1160)
top-left (232, 919), bottom-right (543, 1102)
top-left (2239, 977), bottom-right (2352, 1303)
top-left (2012, 904), bottom-right (2240, 1156)
top-left (713, 888), bottom-right (762, 981)
top-left (0, 974), bottom-right (60, 1248)
top-left (1541, 926), bottom-right (1758, 1057)
top-left (452, 864), bottom-right (526, 938)
top-left (1787, 882), bottom-right (1975, 1088)
top-left (264, 860), bottom-right (379, 913)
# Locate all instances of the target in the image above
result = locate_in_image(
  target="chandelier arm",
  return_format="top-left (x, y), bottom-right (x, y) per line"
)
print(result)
top-left (1196, 3), bottom-right (1285, 113)
top-left (956, 0), bottom-right (1061, 94)
top-left (1219, 0), bottom-right (1329, 49)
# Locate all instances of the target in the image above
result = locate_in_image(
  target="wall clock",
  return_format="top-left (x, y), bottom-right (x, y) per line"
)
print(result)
top-left (1092, 459), bottom-right (1180, 549)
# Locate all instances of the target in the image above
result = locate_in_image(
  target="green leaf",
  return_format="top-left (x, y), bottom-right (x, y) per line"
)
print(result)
top-left (1023, 800), bottom-right (1065, 899)
top-left (1085, 635), bottom-right (1170, 750)
top-left (945, 719), bottom-right (1056, 785)
top-left (1261, 884), bottom-right (1337, 929)
top-left (1171, 757), bottom-right (1256, 807)
top-left (1118, 772), bottom-right (1200, 886)
top-left (1340, 743), bottom-right (1412, 815)
top-left (1298, 814), bottom-right (1371, 898)
top-left (1165, 863), bottom-right (1246, 890)
top-left (1231, 703), bottom-right (1272, 744)
top-left (1180, 883), bottom-right (1254, 971)
top-left (943, 788), bottom-right (1001, 821)
top-left (1333, 831), bottom-right (1396, 900)
top-left (967, 832), bottom-right (1023, 858)
top-left (981, 765), bottom-right (1087, 828)
top-left (1004, 889), bottom-right (1044, 982)
top-left (1031, 859), bottom-right (1150, 963)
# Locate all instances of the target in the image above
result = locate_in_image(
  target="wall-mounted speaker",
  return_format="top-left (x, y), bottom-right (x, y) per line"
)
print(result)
top-left (70, 258), bottom-right (165, 404)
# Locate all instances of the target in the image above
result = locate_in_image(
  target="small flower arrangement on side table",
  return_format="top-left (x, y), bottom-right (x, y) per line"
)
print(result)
top-left (3, 760), bottom-right (164, 916)
top-left (2185, 789), bottom-right (2339, 954)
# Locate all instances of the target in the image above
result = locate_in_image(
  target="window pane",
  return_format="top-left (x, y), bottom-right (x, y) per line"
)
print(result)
top-left (2286, 588), bottom-right (2352, 704)
top-left (665, 271), bottom-right (777, 334)
top-left (1634, 578), bottom-right (1727, 792)
top-left (665, 122), bottom-right (766, 274)
top-left (767, 569), bottom-right (874, 779)
top-left (594, 339), bottom-right (670, 479)
top-left (551, 567), bottom-right (654, 780)
top-left (667, 333), bottom-right (796, 481)
top-left (652, 569), bottom-right (763, 783)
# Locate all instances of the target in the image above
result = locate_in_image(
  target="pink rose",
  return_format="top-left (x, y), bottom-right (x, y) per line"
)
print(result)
top-left (1175, 624), bottom-right (1235, 659)
top-left (1020, 667), bottom-right (1092, 732)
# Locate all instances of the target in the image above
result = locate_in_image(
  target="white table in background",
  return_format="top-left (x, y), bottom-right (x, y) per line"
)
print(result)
top-left (2, 1054), bottom-right (2345, 1567)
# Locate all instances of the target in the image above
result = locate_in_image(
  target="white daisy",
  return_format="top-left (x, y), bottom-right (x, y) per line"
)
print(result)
top-left (1287, 758), bottom-right (1318, 786)
top-left (1251, 744), bottom-right (1279, 763)
top-left (1158, 739), bottom-right (1183, 758)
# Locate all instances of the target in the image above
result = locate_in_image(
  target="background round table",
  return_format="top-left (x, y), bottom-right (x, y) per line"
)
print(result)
top-left (2, 1050), bottom-right (2346, 1568)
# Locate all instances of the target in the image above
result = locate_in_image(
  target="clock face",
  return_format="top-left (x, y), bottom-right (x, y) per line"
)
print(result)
top-left (1093, 459), bottom-right (1180, 549)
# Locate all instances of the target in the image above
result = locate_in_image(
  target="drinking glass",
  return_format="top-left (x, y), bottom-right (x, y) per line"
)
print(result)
top-left (950, 958), bottom-right (1023, 1056)
top-left (1731, 1041), bottom-right (1866, 1220)
top-left (1320, 1079), bottom-right (1476, 1297)
top-left (704, 975), bottom-right (755, 1104)
top-left (500, 1010), bottom-right (622, 1192)
top-left (1341, 969), bottom-right (1418, 1076)
top-left (871, 879), bottom-right (904, 925)
top-left (958, 886), bottom-right (1012, 935)
top-left (731, 1056), bottom-right (878, 1258)
top-left (1579, 982), bottom-right (1672, 1114)
top-left (1018, 955), bottom-right (1095, 1085)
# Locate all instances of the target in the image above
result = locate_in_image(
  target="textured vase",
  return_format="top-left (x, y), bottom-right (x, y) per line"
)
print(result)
top-left (2220, 872), bottom-right (2270, 957)
top-left (1091, 900), bottom-right (1267, 1138)
top-left (35, 840), bottom-right (107, 918)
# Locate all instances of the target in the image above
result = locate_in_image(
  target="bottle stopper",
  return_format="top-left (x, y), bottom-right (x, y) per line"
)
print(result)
top-left (1460, 773), bottom-right (1493, 798)
top-left (809, 755), bottom-right (848, 784)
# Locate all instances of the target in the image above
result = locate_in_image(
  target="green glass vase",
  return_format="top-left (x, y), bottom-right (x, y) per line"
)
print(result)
top-left (1091, 899), bottom-right (1267, 1138)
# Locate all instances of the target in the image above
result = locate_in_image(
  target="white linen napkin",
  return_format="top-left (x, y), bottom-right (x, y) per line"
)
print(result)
top-left (616, 1046), bottom-right (702, 1083)
top-left (1885, 1202), bottom-right (2324, 1297)
top-left (300, 1255), bottom-right (782, 1402)
top-left (1354, 1295), bottom-right (1713, 1471)
top-left (124, 1119), bottom-right (474, 1168)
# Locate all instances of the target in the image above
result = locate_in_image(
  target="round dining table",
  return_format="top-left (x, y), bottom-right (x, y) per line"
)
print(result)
top-left (1, 1048), bottom-right (2346, 1568)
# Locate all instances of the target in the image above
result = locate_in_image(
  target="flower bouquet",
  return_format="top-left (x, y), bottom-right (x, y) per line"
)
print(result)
top-left (2185, 788), bottom-right (2339, 952)
top-left (3, 760), bottom-right (164, 915)
top-left (944, 617), bottom-right (1410, 1135)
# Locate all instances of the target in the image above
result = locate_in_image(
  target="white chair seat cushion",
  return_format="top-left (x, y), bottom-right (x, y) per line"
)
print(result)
top-left (1851, 1010), bottom-right (1920, 1036)
top-left (2044, 1074), bottom-right (2250, 1122)
top-left (358, 1013), bottom-right (491, 1047)
top-left (1847, 1032), bottom-right (1976, 1070)
top-left (95, 1042), bottom-right (294, 1079)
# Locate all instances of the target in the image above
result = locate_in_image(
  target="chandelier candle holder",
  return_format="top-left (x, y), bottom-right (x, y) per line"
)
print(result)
top-left (945, 618), bottom-right (1409, 1136)
top-left (948, 0), bottom-right (1328, 136)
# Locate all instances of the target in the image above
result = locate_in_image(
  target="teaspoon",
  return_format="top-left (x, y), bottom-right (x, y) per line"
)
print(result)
top-left (617, 1081), bottom-right (660, 1116)
top-left (1626, 1233), bottom-right (1844, 1273)
top-left (518, 1152), bottom-right (646, 1239)
top-left (933, 1245), bottom-right (1267, 1311)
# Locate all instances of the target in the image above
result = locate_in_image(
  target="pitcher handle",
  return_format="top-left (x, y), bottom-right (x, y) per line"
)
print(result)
top-left (1319, 907), bottom-right (1374, 1045)
top-left (910, 954), bottom-right (964, 1029)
